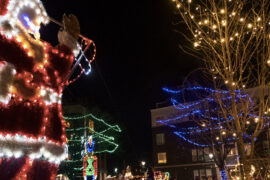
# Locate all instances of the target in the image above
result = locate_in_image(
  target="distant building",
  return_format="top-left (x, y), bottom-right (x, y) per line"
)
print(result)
top-left (151, 105), bottom-right (224, 180)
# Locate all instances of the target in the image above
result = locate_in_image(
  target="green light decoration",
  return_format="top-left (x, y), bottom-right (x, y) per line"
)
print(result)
top-left (86, 157), bottom-right (95, 176)
top-left (58, 112), bottom-right (121, 179)
top-left (63, 113), bottom-right (121, 133)
top-left (64, 114), bottom-right (121, 153)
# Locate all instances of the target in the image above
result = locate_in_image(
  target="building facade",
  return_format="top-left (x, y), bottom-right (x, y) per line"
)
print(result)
top-left (151, 105), bottom-right (239, 180)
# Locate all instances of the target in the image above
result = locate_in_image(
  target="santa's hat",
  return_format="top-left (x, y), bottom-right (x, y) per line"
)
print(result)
top-left (0, 0), bottom-right (9, 15)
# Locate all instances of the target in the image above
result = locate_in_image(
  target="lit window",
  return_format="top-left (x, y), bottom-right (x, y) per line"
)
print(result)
top-left (200, 169), bottom-right (206, 179)
top-left (193, 170), bottom-right (199, 180)
top-left (192, 149), bottom-right (197, 161)
top-left (157, 152), bottom-right (167, 164)
top-left (206, 169), bottom-right (212, 178)
top-left (198, 149), bottom-right (203, 161)
top-left (156, 133), bottom-right (165, 145)
top-left (204, 147), bottom-right (210, 161)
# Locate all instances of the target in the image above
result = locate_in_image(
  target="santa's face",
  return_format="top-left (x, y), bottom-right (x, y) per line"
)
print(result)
top-left (18, 7), bottom-right (41, 35)
top-left (1, 0), bottom-right (49, 37)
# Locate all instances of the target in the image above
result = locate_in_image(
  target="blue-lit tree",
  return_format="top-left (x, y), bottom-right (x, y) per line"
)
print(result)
top-left (158, 86), bottom-right (269, 179)
top-left (168, 0), bottom-right (270, 179)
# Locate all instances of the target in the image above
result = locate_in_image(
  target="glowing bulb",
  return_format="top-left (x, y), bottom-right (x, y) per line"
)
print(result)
top-left (257, 17), bottom-right (261, 22)
top-left (222, 20), bottom-right (226, 26)
top-left (40, 89), bottom-right (46, 96)
top-left (233, 133), bottom-right (236, 137)
top-left (16, 36), bottom-right (22, 42)
top-left (225, 80), bottom-right (229, 84)
top-left (235, 33), bottom-right (239, 36)
top-left (216, 137), bottom-right (220, 140)
top-left (188, 0), bottom-right (192, 3)
top-left (220, 9), bottom-right (225, 14)
top-left (177, 4), bottom-right (180, 8)
top-left (247, 24), bottom-right (252, 29)
top-left (212, 25), bottom-right (217, 29)
top-left (246, 121), bottom-right (250, 125)
top-left (23, 43), bottom-right (28, 49)
top-left (255, 117), bottom-right (259, 123)
top-left (204, 19), bottom-right (208, 24)
top-left (231, 12), bottom-right (236, 16)
top-left (194, 42), bottom-right (199, 47)
top-left (240, 18), bottom-right (244, 22)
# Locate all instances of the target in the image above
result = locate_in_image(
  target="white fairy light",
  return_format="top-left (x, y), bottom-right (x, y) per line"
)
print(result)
top-left (220, 9), bottom-right (225, 14)
top-left (194, 42), bottom-right (199, 47)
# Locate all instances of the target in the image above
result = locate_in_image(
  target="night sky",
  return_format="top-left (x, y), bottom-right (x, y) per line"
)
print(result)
top-left (41, 0), bottom-right (199, 170)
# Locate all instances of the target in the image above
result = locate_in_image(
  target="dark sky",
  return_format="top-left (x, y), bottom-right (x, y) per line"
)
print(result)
top-left (41, 0), bottom-right (198, 169)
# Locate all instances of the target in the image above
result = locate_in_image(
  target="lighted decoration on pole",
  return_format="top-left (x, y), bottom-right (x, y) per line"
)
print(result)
top-left (59, 113), bottom-right (120, 179)
top-left (0, 0), bottom-right (96, 179)
top-left (83, 136), bottom-right (98, 180)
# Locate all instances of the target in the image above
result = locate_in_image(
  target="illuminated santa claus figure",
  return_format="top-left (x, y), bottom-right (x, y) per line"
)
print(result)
top-left (0, 0), bottom-right (81, 179)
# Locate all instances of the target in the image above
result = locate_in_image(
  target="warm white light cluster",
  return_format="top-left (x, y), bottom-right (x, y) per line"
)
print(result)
top-left (39, 87), bottom-right (62, 105)
top-left (0, 0), bottom-right (49, 38)
top-left (0, 133), bottom-right (67, 164)
top-left (0, 63), bottom-right (16, 104)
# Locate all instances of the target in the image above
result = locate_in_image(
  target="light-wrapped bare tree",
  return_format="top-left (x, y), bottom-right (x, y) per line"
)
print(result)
top-left (169, 0), bottom-right (270, 179)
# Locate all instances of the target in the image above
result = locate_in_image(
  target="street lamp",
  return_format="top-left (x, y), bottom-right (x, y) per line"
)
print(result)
top-left (141, 161), bottom-right (146, 166)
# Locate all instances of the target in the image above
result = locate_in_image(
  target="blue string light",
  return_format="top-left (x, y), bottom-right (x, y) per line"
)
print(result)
top-left (220, 169), bottom-right (227, 180)
top-left (173, 132), bottom-right (208, 147)
top-left (171, 94), bottom-right (250, 111)
top-left (162, 86), bottom-right (241, 94)
top-left (157, 86), bottom-right (263, 147)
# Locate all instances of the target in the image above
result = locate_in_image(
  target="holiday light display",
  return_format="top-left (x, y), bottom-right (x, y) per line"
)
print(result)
top-left (58, 113), bottom-right (120, 179)
top-left (169, 0), bottom-right (270, 177)
top-left (0, 0), bottom-right (96, 179)
top-left (64, 113), bottom-right (121, 153)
